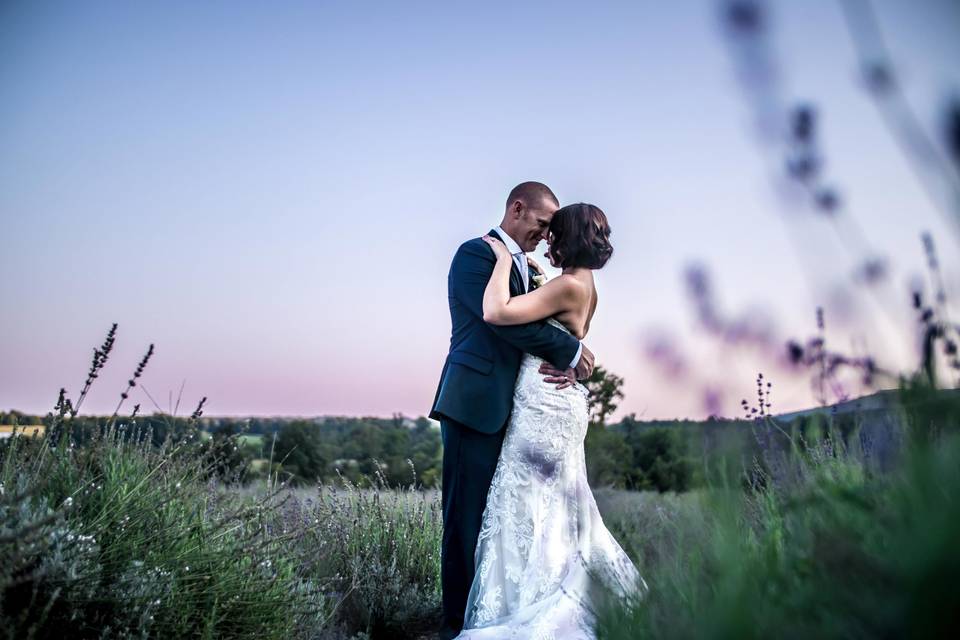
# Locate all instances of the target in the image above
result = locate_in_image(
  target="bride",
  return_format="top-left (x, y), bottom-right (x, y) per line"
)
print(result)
top-left (456, 203), bottom-right (649, 639)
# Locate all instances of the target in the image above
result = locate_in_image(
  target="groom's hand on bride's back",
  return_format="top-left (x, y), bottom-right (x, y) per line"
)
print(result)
top-left (575, 344), bottom-right (595, 380)
top-left (538, 345), bottom-right (595, 389)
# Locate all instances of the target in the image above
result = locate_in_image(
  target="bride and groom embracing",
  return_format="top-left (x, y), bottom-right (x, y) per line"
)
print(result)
top-left (430, 182), bottom-right (649, 640)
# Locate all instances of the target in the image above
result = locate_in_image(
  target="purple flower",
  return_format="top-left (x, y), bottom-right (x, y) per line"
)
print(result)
top-left (946, 98), bottom-right (960, 167)
top-left (813, 188), bottom-right (840, 214)
top-left (862, 61), bottom-right (895, 95)
top-left (791, 104), bottom-right (816, 143)
top-left (724, 0), bottom-right (764, 34)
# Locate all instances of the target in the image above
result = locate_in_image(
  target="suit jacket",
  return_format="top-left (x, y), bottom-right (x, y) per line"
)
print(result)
top-left (429, 228), bottom-right (581, 434)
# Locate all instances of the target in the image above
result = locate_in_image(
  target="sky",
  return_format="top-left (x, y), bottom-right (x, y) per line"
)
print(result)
top-left (2, 0), bottom-right (959, 421)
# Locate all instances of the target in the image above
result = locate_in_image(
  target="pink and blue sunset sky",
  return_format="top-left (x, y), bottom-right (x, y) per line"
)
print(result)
top-left (2, 0), bottom-right (959, 421)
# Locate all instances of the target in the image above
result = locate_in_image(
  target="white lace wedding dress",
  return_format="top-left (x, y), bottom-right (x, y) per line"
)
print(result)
top-left (456, 318), bottom-right (649, 640)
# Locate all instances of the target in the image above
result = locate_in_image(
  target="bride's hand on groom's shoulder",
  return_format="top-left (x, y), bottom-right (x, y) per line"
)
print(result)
top-left (481, 235), bottom-right (512, 261)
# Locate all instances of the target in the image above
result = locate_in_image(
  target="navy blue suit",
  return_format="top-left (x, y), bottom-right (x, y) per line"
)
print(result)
top-left (430, 228), bottom-right (579, 638)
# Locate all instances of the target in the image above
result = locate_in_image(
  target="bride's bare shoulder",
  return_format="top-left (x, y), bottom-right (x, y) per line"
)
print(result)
top-left (554, 273), bottom-right (591, 296)
top-left (540, 273), bottom-right (586, 303)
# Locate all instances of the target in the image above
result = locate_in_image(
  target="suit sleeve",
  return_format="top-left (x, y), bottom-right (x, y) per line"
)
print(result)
top-left (450, 240), bottom-right (580, 369)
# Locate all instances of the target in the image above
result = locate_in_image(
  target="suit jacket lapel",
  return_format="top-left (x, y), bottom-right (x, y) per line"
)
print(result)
top-left (489, 228), bottom-right (523, 296)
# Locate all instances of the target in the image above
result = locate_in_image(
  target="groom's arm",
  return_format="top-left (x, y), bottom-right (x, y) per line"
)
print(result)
top-left (450, 240), bottom-right (580, 370)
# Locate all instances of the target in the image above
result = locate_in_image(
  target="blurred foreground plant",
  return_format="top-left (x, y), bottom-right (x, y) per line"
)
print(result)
top-left (596, 364), bottom-right (960, 639)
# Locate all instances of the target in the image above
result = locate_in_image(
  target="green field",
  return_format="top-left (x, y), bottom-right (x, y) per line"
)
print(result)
top-left (238, 433), bottom-right (264, 448)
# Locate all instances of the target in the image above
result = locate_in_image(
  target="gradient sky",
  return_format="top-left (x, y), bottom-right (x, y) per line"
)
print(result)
top-left (2, 0), bottom-right (959, 421)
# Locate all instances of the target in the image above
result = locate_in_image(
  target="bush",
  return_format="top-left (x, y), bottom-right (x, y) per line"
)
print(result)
top-left (585, 426), bottom-right (632, 488)
top-left (624, 427), bottom-right (693, 492)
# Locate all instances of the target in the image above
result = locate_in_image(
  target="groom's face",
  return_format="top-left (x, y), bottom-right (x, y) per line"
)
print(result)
top-left (517, 198), bottom-right (558, 253)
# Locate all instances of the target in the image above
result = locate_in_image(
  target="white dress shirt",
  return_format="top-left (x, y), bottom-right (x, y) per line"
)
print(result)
top-left (494, 226), bottom-right (582, 370)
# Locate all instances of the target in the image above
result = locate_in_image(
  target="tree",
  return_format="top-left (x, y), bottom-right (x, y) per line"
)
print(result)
top-left (584, 365), bottom-right (625, 427)
top-left (274, 420), bottom-right (331, 484)
top-left (582, 365), bottom-right (632, 486)
top-left (584, 426), bottom-right (632, 488)
top-left (624, 427), bottom-right (691, 493)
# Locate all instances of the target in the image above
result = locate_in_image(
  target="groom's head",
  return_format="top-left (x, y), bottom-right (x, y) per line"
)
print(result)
top-left (500, 181), bottom-right (560, 253)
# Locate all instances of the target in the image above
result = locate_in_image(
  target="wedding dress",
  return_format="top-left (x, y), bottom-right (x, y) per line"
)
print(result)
top-left (456, 318), bottom-right (649, 640)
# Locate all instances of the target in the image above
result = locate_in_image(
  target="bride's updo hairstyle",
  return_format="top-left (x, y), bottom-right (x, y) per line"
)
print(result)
top-left (547, 203), bottom-right (613, 269)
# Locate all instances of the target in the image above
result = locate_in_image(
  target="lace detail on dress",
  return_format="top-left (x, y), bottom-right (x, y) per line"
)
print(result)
top-left (456, 317), bottom-right (649, 640)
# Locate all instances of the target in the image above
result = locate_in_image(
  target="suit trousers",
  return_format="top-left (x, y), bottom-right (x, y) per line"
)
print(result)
top-left (439, 416), bottom-right (507, 640)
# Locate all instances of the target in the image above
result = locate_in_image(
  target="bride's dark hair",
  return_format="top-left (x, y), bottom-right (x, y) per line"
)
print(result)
top-left (547, 203), bottom-right (613, 269)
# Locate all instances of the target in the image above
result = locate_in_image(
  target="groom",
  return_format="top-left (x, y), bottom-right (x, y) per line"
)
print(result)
top-left (429, 181), bottom-right (595, 639)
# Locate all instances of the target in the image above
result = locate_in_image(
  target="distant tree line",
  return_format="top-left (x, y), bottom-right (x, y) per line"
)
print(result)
top-left (4, 365), bottom-right (894, 492)
top-left (267, 416), bottom-right (443, 487)
top-left (0, 410), bottom-right (43, 426)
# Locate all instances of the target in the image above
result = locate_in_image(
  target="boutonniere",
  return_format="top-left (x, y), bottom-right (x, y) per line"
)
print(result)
top-left (531, 274), bottom-right (548, 289)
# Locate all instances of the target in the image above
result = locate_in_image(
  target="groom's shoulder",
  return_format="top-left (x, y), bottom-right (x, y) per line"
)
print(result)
top-left (453, 236), bottom-right (491, 260)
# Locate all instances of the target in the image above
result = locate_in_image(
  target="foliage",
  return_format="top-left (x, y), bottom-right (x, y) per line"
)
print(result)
top-left (0, 325), bottom-right (443, 639)
top-left (0, 421), bottom-right (330, 639)
top-left (584, 365), bottom-right (625, 427)
top-left (287, 470), bottom-right (442, 638)
top-left (594, 377), bottom-right (960, 640)
top-left (584, 426), bottom-right (633, 488)
top-left (623, 427), bottom-right (692, 493)
top-left (3, 412), bottom-right (445, 491)
top-left (583, 366), bottom-right (693, 492)
top-left (271, 417), bottom-right (442, 488)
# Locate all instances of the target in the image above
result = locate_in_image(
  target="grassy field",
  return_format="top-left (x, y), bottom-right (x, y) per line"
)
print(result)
top-left (237, 433), bottom-right (265, 448)
top-left (592, 384), bottom-right (960, 639)
top-left (3, 382), bottom-right (958, 638)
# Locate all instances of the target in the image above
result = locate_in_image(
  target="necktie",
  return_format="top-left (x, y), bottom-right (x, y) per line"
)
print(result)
top-left (514, 252), bottom-right (528, 293)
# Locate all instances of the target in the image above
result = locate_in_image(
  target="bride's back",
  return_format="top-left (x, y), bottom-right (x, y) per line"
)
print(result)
top-left (550, 269), bottom-right (597, 341)
top-left (540, 202), bottom-right (612, 340)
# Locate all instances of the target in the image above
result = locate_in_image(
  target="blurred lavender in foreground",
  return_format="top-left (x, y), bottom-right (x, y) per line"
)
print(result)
top-left (838, 0), bottom-right (960, 238)
top-left (719, 0), bottom-right (784, 143)
top-left (638, 2), bottom-right (958, 417)
top-left (684, 264), bottom-right (776, 350)
top-left (946, 98), bottom-right (960, 170)
top-left (915, 233), bottom-right (960, 385)
top-left (784, 306), bottom-right (895, 406)
top-left (720, 0), bottom-right (891, 291)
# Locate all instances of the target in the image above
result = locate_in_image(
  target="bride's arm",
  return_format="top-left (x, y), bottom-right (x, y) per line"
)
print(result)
top-left (449, 237), bottom-right (582, 371)
top-left (480, 235), bottom-right (578, 326)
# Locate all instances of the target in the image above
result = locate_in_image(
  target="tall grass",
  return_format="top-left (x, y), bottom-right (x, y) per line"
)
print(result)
top-left (595, 379), bottom-right (960, 639)
top-left (0, 326), bottom-right (442, 639)
top-left (6, 319), bottom-right (958, 638)
top-left (275, 470), bottom-right (442, 638)
top-left (0, 419), bottom-right (331, 639)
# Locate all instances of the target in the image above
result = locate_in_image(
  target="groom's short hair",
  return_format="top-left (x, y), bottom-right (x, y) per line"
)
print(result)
top-left (506, 181), bottom-right (559, 210)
